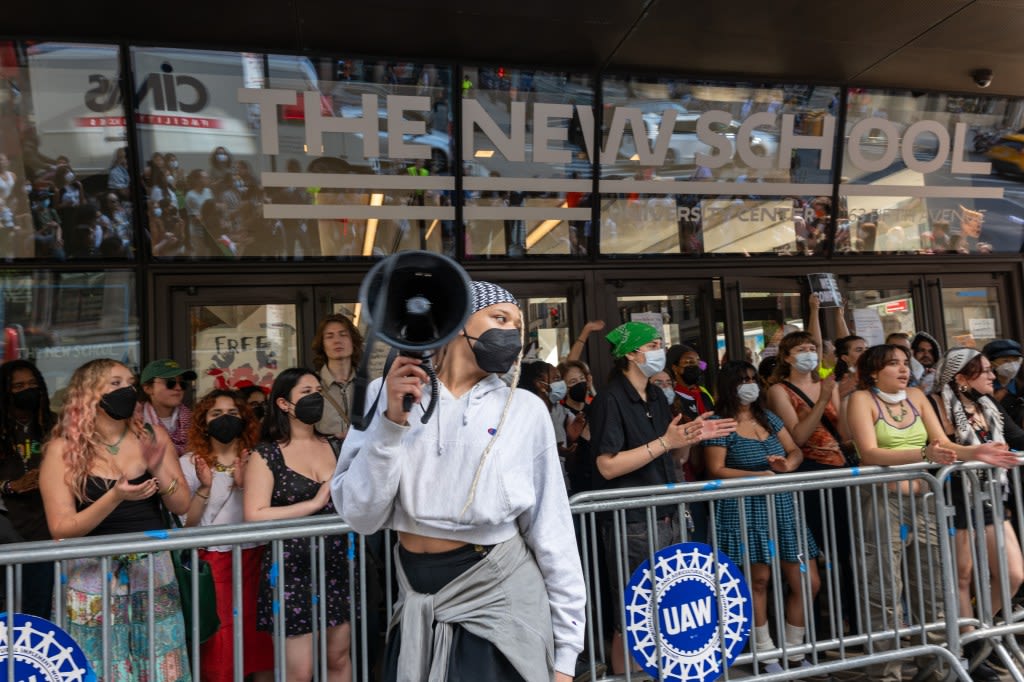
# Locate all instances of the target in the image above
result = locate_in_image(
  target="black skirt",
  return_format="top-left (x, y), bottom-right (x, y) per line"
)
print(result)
top-left (382, 543), bottom-right (526, 682)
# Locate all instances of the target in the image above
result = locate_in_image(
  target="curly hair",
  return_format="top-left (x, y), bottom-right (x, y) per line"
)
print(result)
top-left (187, 389), bottom-right (259, 468)
top-left (49, 359), bottom-right (128, 503)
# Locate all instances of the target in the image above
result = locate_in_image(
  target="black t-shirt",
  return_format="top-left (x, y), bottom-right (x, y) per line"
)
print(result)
top-left (588, 373), bottom-right (676, 521)
top-left (0, 419), bottom-right (50, 541)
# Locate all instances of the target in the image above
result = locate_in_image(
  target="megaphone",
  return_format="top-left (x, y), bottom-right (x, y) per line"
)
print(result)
top-left (350, 251), bottom-right (473, 430)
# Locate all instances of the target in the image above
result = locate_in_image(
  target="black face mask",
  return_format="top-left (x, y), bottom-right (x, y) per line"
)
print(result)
top-left (292, 393), bottom-right (324, 425)
top-left (568, 382), bottom-right (589, 403)
top-left (681, 365), bottom-right (703, 387)
top-left (207, 414), bottom-right (246, 444)
top-left (250, 403), bottom-right (266, 420)
top-left (464, 328), bottom-right (523, 374)
top-left (99, 386), bottom-right (138, 421)
top-left (11, 387), bottom-right (42, 412)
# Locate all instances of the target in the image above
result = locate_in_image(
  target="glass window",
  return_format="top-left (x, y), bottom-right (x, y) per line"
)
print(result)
top-left (740, 291), bottom-right (803, 365)
top-left (190, 303), bottom-right (298, 394)
top-left (614, 294), bottom-right (703, 348)
top-left (942, 286), bottom-right (1001, 348)
top-left (599, 78), bottom-right (835, 256)
top-left (840, 89), bottom-right (1024, 254)
top-left (130, 48), bottom-right (453, 260)
top-left (845, 288), bottom-right (915, 344)
top-left (1, 271), bottom-right (139, 409)
top-left (462, 68), bottom-right (593, 258)
top-left (0, 41), bottom-right (135, 261)
top-left (522, 297), bottom-right (571, 363)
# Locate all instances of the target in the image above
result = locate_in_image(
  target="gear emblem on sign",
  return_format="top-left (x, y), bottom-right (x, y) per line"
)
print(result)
top-left (625, 542), bottom-right (752, 682)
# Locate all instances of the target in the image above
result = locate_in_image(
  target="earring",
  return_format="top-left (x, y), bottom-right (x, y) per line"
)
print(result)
top-left (957, 383), bottom-right (969, 394)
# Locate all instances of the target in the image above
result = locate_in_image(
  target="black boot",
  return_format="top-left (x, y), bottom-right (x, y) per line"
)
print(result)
top-left (964, 641), bottom-right (1001, 682)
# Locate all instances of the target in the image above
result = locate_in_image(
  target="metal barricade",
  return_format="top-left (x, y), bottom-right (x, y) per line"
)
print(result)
top-left (569, 463), bottom-right (974, 682)
top-left (0, 515), bottom-right (386, 682)
top-left (2, 461), bottom-right (1022, 681)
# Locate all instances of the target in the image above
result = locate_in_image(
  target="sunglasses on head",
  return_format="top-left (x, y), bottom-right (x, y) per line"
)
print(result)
top-left (162, 378), bottom-right (190, 390)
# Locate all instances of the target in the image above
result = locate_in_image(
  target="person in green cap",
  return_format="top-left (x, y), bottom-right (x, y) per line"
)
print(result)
top-left (139, 359), bottom-right (198, 457)
top-left (587, 321), bottom-right (736, 674)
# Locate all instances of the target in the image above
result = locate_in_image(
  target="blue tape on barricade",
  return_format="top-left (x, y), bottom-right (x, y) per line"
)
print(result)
top-left (233, 608), bottom-right (238, 618)
top-left (825, 561), bottom-right (833, 571)
top-left (799, 562), bottom-right (807, 574)
top-left (269, 562), bottom-right (279, 588)
top-left (703, 480), bottom-right (723, 490)
top-left (666, 482), bottom-right (676, 490)
top-left (347, 532), bottom-right (356, 561)
top-left (900, 524), bottom-right (909, 542)
top-left (768, 540), bottom-right (776, 558)
top-left (144, 530), bottom-right (168, 540)
top-left (61, 574), bottom-right (68, 585)
top-left (949, 527), bottom-right (957, 537)
top-left (312, 595), bottom-right (320, 605)
top-left (272, 599), bottom-right (279, 615)
top-left (850, 467), bottom-right (860, 476)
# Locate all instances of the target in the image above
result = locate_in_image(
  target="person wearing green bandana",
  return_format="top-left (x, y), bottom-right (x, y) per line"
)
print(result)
top-left (588, 321), bottom-right (736, 674)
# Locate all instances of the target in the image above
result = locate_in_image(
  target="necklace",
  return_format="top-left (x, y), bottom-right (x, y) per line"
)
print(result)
top-left (212, 460), bottom-right (236, 473)
top-left (102, 424), bottom-right (130, 455)
top-left (883, 399), bottom-right (908, 423)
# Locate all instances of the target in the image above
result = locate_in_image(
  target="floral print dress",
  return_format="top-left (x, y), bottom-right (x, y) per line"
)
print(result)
top-left (254, 441), bottom-right (351, 636)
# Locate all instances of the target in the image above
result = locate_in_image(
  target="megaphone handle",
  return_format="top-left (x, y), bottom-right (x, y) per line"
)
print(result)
top-left (402, 393), bottom-right (415, 413)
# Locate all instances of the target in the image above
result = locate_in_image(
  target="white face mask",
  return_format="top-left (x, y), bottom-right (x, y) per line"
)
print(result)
top-left (737, 383), bottom-right (760, 405)
top-left (547, 380), bottom-right (567, 404)
top-left (634, 348), bottom-right (667, 378)
top-left (873, 387), bottom-right (907, 404)
top-left (793, 352), bottom-right (819, 373)
top-left (996, 360), bottom-right (1022, 382)
top-left (216, 153), bottom-right (229, 163)
top-left (661, 386), bottom-right (676, 404)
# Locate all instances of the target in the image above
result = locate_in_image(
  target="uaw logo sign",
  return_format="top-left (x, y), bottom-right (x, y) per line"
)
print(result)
top-left (625, 543), bottom-right (751, 682)
top-left (0, 613), bottom-right (95, 682)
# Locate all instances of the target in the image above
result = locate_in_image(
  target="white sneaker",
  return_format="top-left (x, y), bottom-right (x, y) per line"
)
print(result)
top-left (763, 661), bottom-right (785, 674)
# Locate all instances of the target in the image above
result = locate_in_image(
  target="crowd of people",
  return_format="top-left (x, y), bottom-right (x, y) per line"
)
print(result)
top-left (2, 289), bottom-right (1024, 680)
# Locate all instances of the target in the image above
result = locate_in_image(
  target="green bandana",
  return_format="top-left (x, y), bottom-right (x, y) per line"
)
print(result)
top-left (606, 322), bottom-right (660, 358)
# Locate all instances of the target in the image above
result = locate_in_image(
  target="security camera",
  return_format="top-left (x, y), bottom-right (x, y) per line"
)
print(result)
top-left (972, 69), bottom-right (993, 88)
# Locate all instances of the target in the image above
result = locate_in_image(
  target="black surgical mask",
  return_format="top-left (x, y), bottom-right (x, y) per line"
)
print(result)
top-left (292, 393), bottom-right (324, 425)
top-left (681, 365), bottom-right (702, 387)
top-left (568, 382), bottom-right (589, 403)
top-left (207, 414), bottom-right (245, 444)
top-left (464, 328), bottom-right (523, 374)
top-left (99, 386), bottom-right (138, 421)
top-left (12, 387), bottom-right (42, 412)
top-left (250, 403), bottom-right (266, 420)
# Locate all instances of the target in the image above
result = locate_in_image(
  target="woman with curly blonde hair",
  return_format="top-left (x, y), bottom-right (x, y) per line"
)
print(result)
top-left (179, 389), bottom-right (272, 682)
top-left (39, 358), bottom-right (193, 681)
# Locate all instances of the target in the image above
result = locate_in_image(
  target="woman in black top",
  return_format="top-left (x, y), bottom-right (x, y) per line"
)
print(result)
top-left (0, 360), bottom-right (56, 617)
top-left (39, 358), bottom-right (193, 680)
top-left (931, 348), bottom-right (1024, 681)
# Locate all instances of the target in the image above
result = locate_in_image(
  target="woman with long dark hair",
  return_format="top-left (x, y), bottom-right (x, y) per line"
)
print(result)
top-left (846, 344), bottom-right (1016, 682)
top-left (243, 368), bottom-right (351, 681)
top-left (932, 348), bottom-right (1024, 681)
top-left (0, 359), bottom-right (56, 617)
top-left (705, 360), bottom-right (821, 674)
top-left (181, 389), bottom-right (272, 682)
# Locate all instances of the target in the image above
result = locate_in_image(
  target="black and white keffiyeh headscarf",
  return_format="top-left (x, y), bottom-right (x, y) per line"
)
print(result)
top-left (469, 281), bottom-right (518, 314)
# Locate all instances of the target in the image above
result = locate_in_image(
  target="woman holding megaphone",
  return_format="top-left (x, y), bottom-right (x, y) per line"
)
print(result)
top-left (333, 281), bottom-right (585, 682)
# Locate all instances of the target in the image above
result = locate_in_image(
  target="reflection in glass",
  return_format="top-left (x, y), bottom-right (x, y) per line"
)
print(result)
top-left (190, 304), bottom-right (298, 394)
top-left (129, 48), bottom-right (453, 259)
top-left (0, 41), bottom-right (135, 261)
top-left (0, 271), bottom-right (139, 408)
top-left (599, 77), bottom-right (835, 255)
top-left (615, 295), bottom-right (701, 348)
top-left (740, 291), bottom-right (803, 365)
top-left (462, 68), bottom-right (593, 258)
top-left (523, 297), bottom-right (570, 363)
top-left (845, 289), bottom-right (915, 342)
top-left (840, 89), bottom-right (1024, 254)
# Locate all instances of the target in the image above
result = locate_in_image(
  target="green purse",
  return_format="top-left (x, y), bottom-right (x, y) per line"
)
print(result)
top-left (164, 506), bottom-right (221, 644)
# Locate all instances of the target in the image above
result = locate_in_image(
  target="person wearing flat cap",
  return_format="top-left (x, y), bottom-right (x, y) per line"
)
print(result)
top-left (334, 281), bottom-right (585, 682)
top-left (983, 339), bottom-right (1024, 426)
top-left (139, 359), bottom-right (198, 457)
top-left (930, 346), bottom-right (1024, 682)
top-left (587, 321), bottom-right (736, 674)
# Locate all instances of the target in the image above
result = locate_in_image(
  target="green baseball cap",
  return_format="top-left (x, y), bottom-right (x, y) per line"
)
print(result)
top-left (606, 321), bottom-right (661, 358)
top-left (141, 359), bottom-right (198, 384)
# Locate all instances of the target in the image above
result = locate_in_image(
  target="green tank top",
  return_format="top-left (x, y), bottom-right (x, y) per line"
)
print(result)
top-left (872, 392), bottom-right (927, 450)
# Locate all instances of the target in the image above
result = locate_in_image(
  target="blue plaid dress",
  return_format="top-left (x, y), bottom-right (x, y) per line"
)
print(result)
top-left (705, 411), bottom-right (820, 565)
